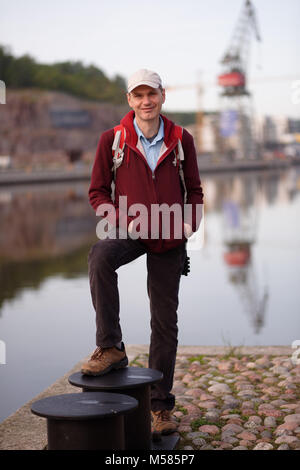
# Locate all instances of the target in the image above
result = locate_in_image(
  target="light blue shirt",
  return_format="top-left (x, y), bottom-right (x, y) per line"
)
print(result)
top-left (133, 116), bottom-right (164, 173)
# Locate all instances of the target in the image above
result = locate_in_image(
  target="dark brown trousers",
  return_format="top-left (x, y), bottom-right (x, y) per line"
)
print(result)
top-left (87, 232), bottom-right (186, 411)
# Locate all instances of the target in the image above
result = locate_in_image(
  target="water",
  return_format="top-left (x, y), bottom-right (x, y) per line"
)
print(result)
top-left (0, 167), bottom-right (300, 423)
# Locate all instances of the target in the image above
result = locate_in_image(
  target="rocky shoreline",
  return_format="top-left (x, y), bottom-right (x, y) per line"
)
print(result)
top-left (132, 351), bottom-right (300, 450)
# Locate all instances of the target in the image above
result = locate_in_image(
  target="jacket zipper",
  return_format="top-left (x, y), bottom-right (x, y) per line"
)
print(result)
top-left (125, 142), bottom-right (179, 246)
top-left (126, 143), bottom-right (158, 200)
top-left (126, 141), bottom-right (178, 204)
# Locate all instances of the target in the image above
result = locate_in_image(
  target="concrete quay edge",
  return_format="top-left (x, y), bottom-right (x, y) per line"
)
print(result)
top-left (0, 158), bottom-right (294, 186)
top-left (0, 345), bottom-right (294, 450)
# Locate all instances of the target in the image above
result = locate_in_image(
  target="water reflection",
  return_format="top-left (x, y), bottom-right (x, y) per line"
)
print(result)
top-left (0, 244), bottom-right (93, 313)
top-left (0, 166), bottom-right (300, 327)
top-left (202, 166), bottom-right (300, 337)
top-left (0, 182), bottom-right (97, 311)
top-left (221, 180), bottom-right (267, 335)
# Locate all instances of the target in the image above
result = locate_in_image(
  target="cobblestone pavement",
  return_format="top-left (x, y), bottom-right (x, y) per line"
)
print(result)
top-left (130, 352), bottom-right (300, 450)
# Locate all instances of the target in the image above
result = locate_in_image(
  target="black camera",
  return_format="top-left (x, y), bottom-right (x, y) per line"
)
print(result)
top-left (182, 252), bottom-right (190, 276)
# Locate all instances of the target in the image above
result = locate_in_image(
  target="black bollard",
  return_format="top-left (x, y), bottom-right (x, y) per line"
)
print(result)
top-left (31, 392), bottom-right (138, 450)
top-left (69, 367), bottom-right (180, 450)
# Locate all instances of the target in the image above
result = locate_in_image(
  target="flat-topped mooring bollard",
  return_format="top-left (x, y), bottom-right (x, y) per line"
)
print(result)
top-left (68, 367), bottom-right (179, 450)
top-left (31, 392), bottom-right (138, 450)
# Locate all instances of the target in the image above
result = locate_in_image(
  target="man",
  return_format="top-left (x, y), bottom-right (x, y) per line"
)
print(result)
top-left (82, 69), bottom-right (204, 437)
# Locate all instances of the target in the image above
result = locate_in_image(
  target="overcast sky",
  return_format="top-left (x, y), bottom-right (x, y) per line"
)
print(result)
top-left (1, 0), bottom-right (300, 118)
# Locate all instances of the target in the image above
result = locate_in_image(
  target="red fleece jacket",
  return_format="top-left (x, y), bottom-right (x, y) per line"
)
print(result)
top-left (89, 110), bottom-right (204, 253)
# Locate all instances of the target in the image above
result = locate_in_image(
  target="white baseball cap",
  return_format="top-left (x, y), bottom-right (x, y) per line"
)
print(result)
top-left (127, 69), bottom-right (163, 93)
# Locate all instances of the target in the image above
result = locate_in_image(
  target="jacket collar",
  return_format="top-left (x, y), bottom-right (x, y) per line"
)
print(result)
top-left (133, 115), bottom-right (164, 146)
top-left (120, 110), bottom-right (178, 150)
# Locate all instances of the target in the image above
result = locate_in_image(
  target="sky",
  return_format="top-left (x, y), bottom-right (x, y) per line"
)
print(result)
top-left (1, 0), bottom-right (300, 118)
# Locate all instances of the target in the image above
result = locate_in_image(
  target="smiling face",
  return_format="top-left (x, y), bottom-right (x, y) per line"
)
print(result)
top-left (127, 85), bottom-right (165, 123)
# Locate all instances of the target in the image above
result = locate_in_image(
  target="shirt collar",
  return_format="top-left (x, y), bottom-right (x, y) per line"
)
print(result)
top-left (133, 116), bottom-right (164, 144)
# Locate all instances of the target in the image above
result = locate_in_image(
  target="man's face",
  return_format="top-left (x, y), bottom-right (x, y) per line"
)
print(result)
top-left (127, 85), bottom-right (165, 122)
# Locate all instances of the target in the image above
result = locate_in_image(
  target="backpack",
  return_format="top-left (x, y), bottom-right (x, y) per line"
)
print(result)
top-left (111, 123), bottom-right (187, 203)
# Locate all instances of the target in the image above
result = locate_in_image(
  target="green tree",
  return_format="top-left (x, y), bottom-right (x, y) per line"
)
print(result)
top-left (0, 45), bottom-right (127, 104)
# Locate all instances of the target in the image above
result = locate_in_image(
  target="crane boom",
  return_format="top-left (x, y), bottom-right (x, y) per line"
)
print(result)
top-left (218, 0), bottom-right (261, 96)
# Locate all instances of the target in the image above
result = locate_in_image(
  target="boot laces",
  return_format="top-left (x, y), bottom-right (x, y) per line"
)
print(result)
top-left (155, 410), bottom-right (170, 421)
top-left (90, 346), bottom-right (105, 361)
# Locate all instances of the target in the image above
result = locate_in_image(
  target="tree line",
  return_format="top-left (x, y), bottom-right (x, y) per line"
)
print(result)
top-left (0, 45), bottom-right (127, 104)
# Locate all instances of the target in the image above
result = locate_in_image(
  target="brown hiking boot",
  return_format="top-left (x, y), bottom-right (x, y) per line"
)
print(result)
top-left (151, 409), bottom-right (178, 438)
top-left (81, 342), bottom-right (128, 376)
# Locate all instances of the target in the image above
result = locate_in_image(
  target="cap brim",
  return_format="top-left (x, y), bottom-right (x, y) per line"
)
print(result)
top-left (128, 80), bottom-right (160, 93)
